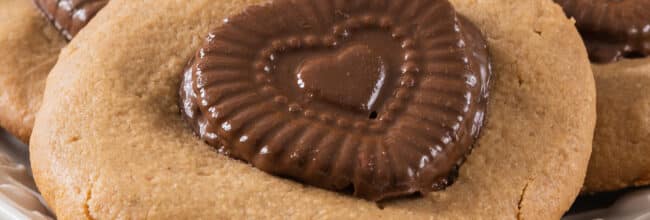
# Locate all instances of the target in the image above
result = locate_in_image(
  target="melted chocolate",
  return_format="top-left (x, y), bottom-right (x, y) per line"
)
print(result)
top-left (33, 0), bottom-right (109, 40)
top-left (180, 0), bottom-right (492, 201)
top-left (555, 0), bottom-right (650, 63)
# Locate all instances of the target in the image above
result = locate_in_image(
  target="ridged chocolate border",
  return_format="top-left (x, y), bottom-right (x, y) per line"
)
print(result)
top-left (180, 0), bottom-right (491, 201)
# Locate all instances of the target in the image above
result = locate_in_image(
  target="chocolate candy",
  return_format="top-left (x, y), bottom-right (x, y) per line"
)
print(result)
top-left (554, 0), bottom-right (650, 63)
top-left (33, 0), bottom-right (109, 40)
top-left (180, 0), bottom-right (492, 201)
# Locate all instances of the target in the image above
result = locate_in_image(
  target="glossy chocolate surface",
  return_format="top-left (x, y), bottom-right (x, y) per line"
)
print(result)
top-left (555, 0), bottom-right (650, 63)
top-left (33, 0), bottom-right (108, 40)
top-left (180, 0), bottom-right (492, 201)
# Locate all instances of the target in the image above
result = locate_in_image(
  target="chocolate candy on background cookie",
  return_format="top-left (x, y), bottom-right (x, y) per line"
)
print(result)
top-left (33, 0), bottom-right (109, 40)
top-left (180, 0), bottom-right (491, 201)
top-left (554, 0), bottom-right (650, 63)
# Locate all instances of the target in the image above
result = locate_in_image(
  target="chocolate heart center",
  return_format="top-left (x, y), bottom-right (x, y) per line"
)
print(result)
top-left (297, 45), bottom-right (386, 112)
top-left (265, 29), bottom-right (402, 121)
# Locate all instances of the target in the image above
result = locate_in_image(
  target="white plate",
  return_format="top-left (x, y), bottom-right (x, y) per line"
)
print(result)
top-left (0, 130), bottom-right (52, 220)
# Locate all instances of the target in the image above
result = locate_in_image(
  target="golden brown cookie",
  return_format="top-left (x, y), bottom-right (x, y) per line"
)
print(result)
top-left (552, 0), bottom-right (650, 192)
top-left (584, 58), bottom-right (650, 192)
top-left (0, 0), bottom-right (66, 142)
top-left (31, 0), bottom-right (596, 219)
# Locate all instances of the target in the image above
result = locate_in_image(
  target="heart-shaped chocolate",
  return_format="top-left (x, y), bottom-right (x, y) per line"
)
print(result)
top-left (297, 44), bottom-right (386, 112)
top-left (180, 0), bottom-right (492, 201)
top-left (34, 0), bottom-right (109, 40)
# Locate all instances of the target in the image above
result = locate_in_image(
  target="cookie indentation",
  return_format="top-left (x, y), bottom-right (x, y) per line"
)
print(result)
top-left (33, 0), bottom-right (109, 40)
top-left (180, 0), bottom-right (492, 201)
top-left (554, 0), bottom-right (650, 63)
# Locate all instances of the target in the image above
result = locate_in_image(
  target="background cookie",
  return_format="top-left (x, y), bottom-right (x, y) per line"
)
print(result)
top-left (551, 0), bottom-right (650, 192)
top-left (31, 0), bottom-right (595, 219)
top-left (584, 58), bottom-right (650, 192)
top-left (0, 0), bottom-right (66, 142)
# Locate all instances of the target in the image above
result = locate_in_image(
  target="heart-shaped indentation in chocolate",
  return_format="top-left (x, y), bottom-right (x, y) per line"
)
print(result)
top-left (297, 45), bottom-right (386, 112)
